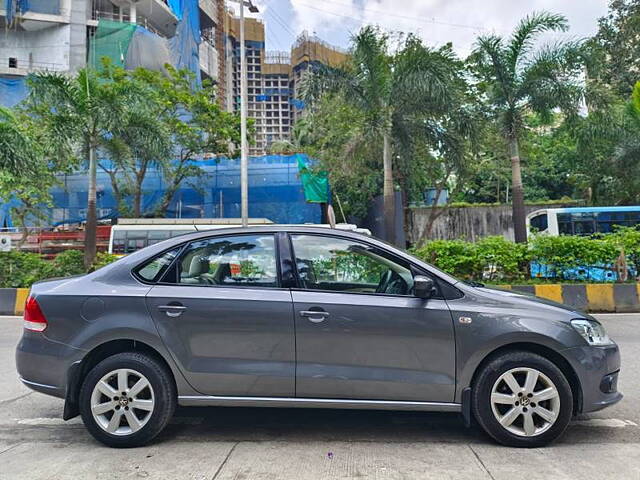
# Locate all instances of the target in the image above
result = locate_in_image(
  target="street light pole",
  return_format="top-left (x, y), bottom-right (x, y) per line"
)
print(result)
top-left (236, 0), bottom-right (258, 227)
top-left (239, 1), bottom-right (248, 227)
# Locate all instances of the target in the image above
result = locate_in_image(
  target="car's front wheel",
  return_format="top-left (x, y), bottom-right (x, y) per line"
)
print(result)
top-left (472, 351), bottom-right (573, 447)
top-left (79, 352), bottom-right (176, 448)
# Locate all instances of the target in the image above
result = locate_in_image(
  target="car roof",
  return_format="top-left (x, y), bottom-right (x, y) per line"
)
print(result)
top-left (94, 224), bottom-right (462, 289)
top-left (175, 225), bottom-right (371, 241)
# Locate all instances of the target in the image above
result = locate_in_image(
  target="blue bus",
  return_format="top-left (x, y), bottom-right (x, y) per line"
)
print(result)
top-left (526, 206), bottom-right (640, 282)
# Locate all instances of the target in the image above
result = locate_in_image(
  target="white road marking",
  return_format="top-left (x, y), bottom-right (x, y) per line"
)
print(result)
top-left (17, 417), bottom-right (82, 426)
top-left (571, 418), bottom-right (637, 428)
top-left (16, 416), bottom-right (203, 426)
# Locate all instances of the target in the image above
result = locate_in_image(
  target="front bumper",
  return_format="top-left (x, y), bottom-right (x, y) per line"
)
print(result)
top-left (562, 342), bottom-right (623, 414)
top-left (15, 330), bottom-right (84, 400)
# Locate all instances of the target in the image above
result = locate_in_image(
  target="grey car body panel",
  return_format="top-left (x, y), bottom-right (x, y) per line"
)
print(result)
top-left (146, 285), bottom-right (295, 397)
top-left (15, 226), bottom-right (622, 417)
top-left (293, 291), bottom-right (456, 402)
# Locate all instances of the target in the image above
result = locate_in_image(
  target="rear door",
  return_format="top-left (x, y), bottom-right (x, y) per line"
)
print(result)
top-left (289, 233), bottom-right (456, 402)
top-left (145, 233), bottom-right (295, 397)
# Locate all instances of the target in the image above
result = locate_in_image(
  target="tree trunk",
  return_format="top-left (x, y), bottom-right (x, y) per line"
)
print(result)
top-left (155, 174), bottom-right (184, 217)
top-left (133, 161), bottom-right (149, 218)
top-left (382, 133), bottom-right (396, 245)
top-left (508, 134), bottom-right (527, 244)
top-left (84, 144), bottom-right (97, 268)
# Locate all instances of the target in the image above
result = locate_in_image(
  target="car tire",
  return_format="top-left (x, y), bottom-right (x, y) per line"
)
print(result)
top-left (472, 351), bottom-right (573, 448)
top-left (79, 352), bottom-right (176, 448)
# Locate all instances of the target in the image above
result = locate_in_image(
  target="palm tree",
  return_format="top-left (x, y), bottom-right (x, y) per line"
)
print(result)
top-left (303, 27), bottom-right (459, 245)
top-left (471, 12), bottom-right (584, 242)
top-left (26, 68), bottom-right (133, 267)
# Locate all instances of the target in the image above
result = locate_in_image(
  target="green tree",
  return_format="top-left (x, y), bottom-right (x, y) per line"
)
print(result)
top-left (470, 12), bottom-right (584, 242)
top-left (25, 67), bottom-right (136, 267)
top-left (129, 66), bottom-right (242, 216)
top-left (291, 92), bottom-right (381, 220)
top-left (0, 106), bottom-right (39, 176)
top-left (592, 0), bottom-right (640, 97)
top-left (0, 108), bottom-right (75, 243)
top-left (97, 65), bottom-right (172, 218)
top-left (303, 27), bottom-right (461, 245)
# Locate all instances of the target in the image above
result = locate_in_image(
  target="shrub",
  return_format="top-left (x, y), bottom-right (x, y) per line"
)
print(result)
top-left (50, 249), bottom-right (85, 278)
top-left (608, 226), bottom-right (640, 277)
top-left (92, 252), bottom-right (120, 270)
top-left (475, 236), bottom-right (530, 282)
top-left (0, 251), bottom-right (53, 288)
top-left (528, 234), bottom-right (619, 280)
top-left (411, 239), bottom-right (478, 279)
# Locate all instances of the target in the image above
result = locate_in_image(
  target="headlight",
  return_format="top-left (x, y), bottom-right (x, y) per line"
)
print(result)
top-left (571, 319), bottom-right (612, 346)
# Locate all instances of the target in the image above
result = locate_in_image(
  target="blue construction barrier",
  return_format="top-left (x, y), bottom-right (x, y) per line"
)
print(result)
top-left (4, 154), bottom-right (322, 227)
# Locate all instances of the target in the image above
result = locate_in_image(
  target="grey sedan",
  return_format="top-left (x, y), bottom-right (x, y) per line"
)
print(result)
top-left (16, 226), bottom-right (622, 448)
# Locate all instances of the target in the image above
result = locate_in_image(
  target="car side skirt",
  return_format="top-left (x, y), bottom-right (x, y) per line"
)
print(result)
top-left (178, 395), bottom-right (462, 412)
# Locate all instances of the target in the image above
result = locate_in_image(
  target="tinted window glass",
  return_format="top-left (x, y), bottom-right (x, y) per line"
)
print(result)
top-left (135, 248), bottom-right (181, 283)
top-left (177, 235), bottom-right (278, 287)
top-left (529, 214), bottom-right (548, 232)
top-left (291, 235), bottom-right (413, 295)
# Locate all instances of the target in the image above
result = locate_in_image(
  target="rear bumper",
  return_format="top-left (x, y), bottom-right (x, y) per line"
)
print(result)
top-left (15, 331), bottom-right (84, 400)
top-left (562, 343), bottom-right (623, 414)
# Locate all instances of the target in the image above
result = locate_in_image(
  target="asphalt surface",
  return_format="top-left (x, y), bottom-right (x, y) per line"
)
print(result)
top-left (0, 314), bottom-right (638, 480)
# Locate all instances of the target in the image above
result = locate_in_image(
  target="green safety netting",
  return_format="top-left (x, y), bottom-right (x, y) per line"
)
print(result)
top-left (297, 155), bottom-right (329, 203)
top-left (89, 20), bottom-right (137, 69)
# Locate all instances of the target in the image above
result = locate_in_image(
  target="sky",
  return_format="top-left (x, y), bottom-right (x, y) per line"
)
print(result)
top-left (243, 0), bottom-right (609, 56)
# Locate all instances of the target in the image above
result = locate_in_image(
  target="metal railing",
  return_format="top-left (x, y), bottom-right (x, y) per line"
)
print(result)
top-left (0, 57), bottom-right (67, 72)
top-left (91, 10), bottom-right (166, 38)
top-left (264, 51), bottom-right (291, 65)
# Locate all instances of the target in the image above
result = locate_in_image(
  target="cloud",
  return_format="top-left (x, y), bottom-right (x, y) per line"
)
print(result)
top-left (287, 0), bottom-right (608, 55)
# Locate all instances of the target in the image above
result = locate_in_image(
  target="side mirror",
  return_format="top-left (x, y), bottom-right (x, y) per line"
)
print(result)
top-left (413, 275), bottom-right (435, 299)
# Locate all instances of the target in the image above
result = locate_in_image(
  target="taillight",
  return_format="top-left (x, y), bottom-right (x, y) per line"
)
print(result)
top-left (23, 296), bottom-right (47, 332)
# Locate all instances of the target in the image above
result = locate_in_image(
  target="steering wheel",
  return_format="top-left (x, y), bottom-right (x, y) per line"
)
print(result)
top-left (376, 270), bottom-right (409, 295)
top-left (376, 270), bottom-right (393, 294)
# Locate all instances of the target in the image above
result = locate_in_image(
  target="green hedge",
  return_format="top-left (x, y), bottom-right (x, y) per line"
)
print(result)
top-left (411, 227), bottom-right (640, 283)
top-left (0, 250), bottom-right (119, 288)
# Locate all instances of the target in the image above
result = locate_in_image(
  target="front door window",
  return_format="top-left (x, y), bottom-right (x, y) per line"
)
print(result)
top-left (290, 234), bottom-right (414, 295)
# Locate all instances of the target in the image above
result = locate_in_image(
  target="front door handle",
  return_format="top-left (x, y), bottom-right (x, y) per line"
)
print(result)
top-left (158, 304), bottom-right (187, 317)
top-left (300, 310), bottom-right (330, 323)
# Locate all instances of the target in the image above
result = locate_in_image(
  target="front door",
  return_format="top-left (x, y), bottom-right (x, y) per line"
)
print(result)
top-left (289, 233), bottom-right (456, 402)
top-left (145, 233), bottom-right (295, 397)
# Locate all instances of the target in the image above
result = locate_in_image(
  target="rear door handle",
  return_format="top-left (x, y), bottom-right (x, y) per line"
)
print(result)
top-left (158, 304), bottom-right (187, 317)
top-left (300, 310), bottom-right (330, 323)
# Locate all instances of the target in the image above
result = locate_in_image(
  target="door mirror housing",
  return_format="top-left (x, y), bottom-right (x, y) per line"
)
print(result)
top-left (413, 275), bottom-right (435, 299)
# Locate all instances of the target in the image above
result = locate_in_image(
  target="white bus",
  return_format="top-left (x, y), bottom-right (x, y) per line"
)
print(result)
top-left (526, 206), bottom-right (640, 238)
top-left (109, 218), bottom-right (274, 254)
top-left (109, 218), bottom-right (370, 254)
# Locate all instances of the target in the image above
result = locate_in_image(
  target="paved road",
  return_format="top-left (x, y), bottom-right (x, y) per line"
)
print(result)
top-left (0, 314), bottom-right (638, 479)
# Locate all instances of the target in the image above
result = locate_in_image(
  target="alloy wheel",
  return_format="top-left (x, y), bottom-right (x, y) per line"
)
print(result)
top-left (490, 367), bottom-right (560, 437)
top-left (90, 368), bottom-right (155, 436)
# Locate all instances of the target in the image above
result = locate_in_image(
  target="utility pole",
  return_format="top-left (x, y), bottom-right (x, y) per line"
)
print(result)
top-left (234, 0), bottom-right (259, 227)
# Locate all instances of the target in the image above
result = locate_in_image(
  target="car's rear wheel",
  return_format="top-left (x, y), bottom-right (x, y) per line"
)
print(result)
top-left (472, 351), bottom-right (573, 447)
top-left (79, 352), bottom-right (176, 448)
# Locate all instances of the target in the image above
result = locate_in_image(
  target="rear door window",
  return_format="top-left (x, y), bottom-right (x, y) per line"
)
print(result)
top-left (174, 234), bottom-right (279, 288)
top-left (135, 248), bottom-right (181, 283)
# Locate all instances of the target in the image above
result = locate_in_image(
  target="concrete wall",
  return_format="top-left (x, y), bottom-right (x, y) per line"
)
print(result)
top-left (501, 283), bottom-right (640, 313)
top-left (0, 23), bottom-right (71, 73)
top-left (0, 288), bottom-right (29, 316)
top-left (408, 203), bottom-right (573, 244)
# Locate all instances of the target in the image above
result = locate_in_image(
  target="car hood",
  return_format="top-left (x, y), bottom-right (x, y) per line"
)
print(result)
top-left (468, 284), bottom-right (586, 318)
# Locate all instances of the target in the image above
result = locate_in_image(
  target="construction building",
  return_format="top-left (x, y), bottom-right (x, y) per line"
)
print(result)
top-left (221, 19), bottom-right (348, 154)
top-left (0, 0), bottom-right (221, 105)
top-left (1, 1), bottom-right (347, 154)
